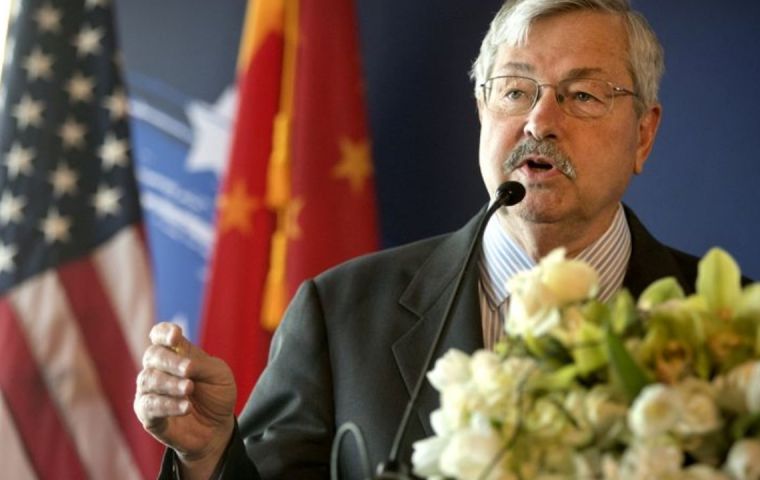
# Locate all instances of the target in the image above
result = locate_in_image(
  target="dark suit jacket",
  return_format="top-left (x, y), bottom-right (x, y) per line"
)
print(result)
top-left (160, 206), bottom-right (702, 479)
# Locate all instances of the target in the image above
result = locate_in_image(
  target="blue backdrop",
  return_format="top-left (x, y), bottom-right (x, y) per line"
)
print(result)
top-left (116, 0), bottom-right (760, 340)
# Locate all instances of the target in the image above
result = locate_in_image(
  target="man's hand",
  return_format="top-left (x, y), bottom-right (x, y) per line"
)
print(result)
top-left (134, 322), bottom-right (237, 479)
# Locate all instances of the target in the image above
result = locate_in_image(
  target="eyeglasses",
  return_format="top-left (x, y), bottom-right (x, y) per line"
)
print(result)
top-left (480, 75), bottom-right (639, 119)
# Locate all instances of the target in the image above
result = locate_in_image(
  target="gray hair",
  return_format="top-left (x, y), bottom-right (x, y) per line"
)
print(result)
top-left (471, 0), bottom-right (664, 112)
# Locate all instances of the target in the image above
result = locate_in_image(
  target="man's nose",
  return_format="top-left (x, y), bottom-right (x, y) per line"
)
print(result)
top-left (523, 85), bottom-right (563, 141)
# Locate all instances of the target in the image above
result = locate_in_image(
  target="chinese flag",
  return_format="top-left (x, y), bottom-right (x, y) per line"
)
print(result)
top-left (200, 0), bottom-right (380, 413)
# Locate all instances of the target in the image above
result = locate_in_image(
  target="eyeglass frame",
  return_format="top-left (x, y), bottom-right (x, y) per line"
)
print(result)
top-left (479, 75), bottom-right (640, 119)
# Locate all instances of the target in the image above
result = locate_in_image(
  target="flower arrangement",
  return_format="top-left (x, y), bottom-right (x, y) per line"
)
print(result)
top-left (412, 248), bottom-right (760, 480)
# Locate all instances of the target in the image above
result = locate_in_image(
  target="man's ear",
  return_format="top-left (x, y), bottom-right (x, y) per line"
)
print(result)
top-left (634, 103), bottom-right (662, 174)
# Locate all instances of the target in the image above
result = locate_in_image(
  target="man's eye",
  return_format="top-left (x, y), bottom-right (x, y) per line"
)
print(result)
top-left (571, 91), bottom-right (599, 103)
top-left (504, 89), bottom-right (527, 100)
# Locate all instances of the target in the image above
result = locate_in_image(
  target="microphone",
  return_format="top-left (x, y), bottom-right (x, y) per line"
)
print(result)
top-left (373, 180), bottom-right (526, 479)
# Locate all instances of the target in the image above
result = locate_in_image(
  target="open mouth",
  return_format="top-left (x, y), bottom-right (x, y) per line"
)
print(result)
top-left (524, 158), bottom-right (554, 171)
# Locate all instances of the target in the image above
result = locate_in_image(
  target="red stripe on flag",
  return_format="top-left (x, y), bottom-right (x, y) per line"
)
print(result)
top-left (58, 258), bottom-right (162, 479)
top-left (201, 29), bottom-right (284, 414)
top-left (0, 297), bottom-right (89, 479)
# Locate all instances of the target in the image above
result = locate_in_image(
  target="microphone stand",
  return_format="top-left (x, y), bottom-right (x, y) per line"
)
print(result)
top-left (373, 181), bottom-right (526, 479)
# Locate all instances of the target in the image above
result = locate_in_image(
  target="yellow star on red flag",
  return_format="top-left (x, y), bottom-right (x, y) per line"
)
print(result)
top-left (218, 179), bottom-right (260, 234)
top-left (333, 136), bottom-right (373, 193)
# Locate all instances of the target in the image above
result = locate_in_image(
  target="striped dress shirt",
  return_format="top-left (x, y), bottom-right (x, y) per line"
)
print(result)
top-left (478, 205), bottom-right (632, 349)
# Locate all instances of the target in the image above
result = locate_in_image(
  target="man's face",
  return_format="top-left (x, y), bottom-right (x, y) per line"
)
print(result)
top-left (478, 10), bottom-right (660, 229)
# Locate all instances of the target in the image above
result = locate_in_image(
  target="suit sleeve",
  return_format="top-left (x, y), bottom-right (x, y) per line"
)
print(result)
top-left (236, 280), bottom-right (336, 479)
top-left (156, 421), bottom-right (260, 480)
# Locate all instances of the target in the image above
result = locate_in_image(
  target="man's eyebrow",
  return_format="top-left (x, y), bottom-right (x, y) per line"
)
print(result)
top-left (498, 62), bottom-right (534, 74)
top-left (564, 67), bottom-right (605, 79)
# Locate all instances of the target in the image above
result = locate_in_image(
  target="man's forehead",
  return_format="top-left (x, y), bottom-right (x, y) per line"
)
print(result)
top-left (494, 61), bottom-right (609, 79)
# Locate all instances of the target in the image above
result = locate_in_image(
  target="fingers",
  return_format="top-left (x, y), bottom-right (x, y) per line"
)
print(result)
top-left (146, 323), bottom-right (233, 386)
top-left (142, 343), bottom-right (191, 378)
top-left (133, 392), bottom-right (190, 430)
top-left (149, 322), bottom-right (192, 356)
top-left (136, 367), bottom-right (193, 397)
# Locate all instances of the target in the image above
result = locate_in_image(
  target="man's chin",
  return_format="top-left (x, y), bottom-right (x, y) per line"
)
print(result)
top-left (505, 199), bottom-right (575, 226)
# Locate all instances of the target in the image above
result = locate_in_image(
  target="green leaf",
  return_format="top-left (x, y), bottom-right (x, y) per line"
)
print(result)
top-left (637, 277), bottom-right (684, 311)
top-left (609, 289), bottom-right (636, 334)
top-left (696, 247), bottom-right (741, 317)
top-left (605, 325), bottom-right (651, 401)
top-left (533, 364), bottom-right (579, 391)
top-left (573, 322), bottom-right (607, 375)
top-left (730, 411), bottom-right (760, 440)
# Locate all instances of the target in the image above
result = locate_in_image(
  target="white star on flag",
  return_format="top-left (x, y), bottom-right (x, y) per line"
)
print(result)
top-left (92, 184), bottom-right (122, 217)
top-left (99, 133), bottom-right (129, 169)
top-left (0, 241), bottom-right (17, 274)
top-left (39, 208), bottom-right (72, 244)
top-left (0, 192), bottom-right (26, 225)
top-left (33, 4), bottom-right (62, 33)
top-left (12, 94), bottom-right (45, 129)
top-left (103, 88), bottom-right (129, 120)
top-left (58, 117), bottom-right (87, 149)
top-left (49, 163), bottom-right (79, 197)
top-left (73, 25), bottom-right (104, 57)
top-left (23, 47), bottom-right (54, 81)
top-left (5, 143), bottom-right (35, 179)
top-left (65, 72), bottom-right (95, 102)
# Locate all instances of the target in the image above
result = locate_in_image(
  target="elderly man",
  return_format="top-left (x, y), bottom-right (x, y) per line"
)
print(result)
top-left (135, 0), bottom-right (698, 478)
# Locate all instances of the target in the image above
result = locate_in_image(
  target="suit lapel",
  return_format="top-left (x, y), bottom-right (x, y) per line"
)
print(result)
top-left (623, 206), bottom-right (695, 296)
top-left (392, 209), bottom-right (486, 437)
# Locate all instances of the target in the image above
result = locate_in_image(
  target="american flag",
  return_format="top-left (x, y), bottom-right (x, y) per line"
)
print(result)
top-left (0, 0), bottom-right (162, 478)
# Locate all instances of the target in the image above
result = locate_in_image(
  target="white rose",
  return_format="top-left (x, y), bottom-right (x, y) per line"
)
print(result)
top-left (541, 251), bottom-right (599, 304)
top-left (439, 383), bottom-right (473, 431)
top-left (506, 248), bottom-right (599, 338)
top-left (628, 383), bottom-right (682, 438)
top-left (506, 272), bottom-right (559, 337)
top-left (713, 361), bottom-right (760, 414)
top-left (585, 386), bottom-right (628, 441)
top-left (429, 409), bottom-right (451, 436)
top-left (411, 434), bottom-right (448, 479)
top-left (427, 348), bottom-right (472, 392)
top-left (618, 442), bottom-right (683, 480)
top-left (439, 423), bottom-right (512, 480)
top-left (674, 378), bottom-right (722, 436)
top-left (724, 439), bottom-right (760, 480)
top-left (470, 350), bottom-right (507, 393)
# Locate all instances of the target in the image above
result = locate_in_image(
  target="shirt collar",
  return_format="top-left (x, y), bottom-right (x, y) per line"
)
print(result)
top-left (479, 204), bottom-right (631, 307)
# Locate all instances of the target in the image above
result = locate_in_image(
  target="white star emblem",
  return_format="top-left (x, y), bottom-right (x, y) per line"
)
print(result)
top-left (0, 192), bottom-right (26, 225)
top-left (12, 94), bottom-right (45, 130)
top-left (50, 163), bottom-right (79, 197)
top-left (0, 242), bottom-right (17, 274)
top-left (4, 143), bottom-right (35, 179)
top-left (92, 184), bottom-right (122, 217)
top-left (73, 25), bottom-right (104, 57)
top-left (23, 47), bottom-right (54, 81)
top-left (103, 88), bottom-right (129, 120)
top-left (40, 208), bottom-right (72, 244)
top-left (65, 72), bottom-right (95, 103)
top-left (34, 4), bottom-right (62, 33)
top-left (99, 133), bottom-right (129, 169)
top-left (59, 117), bottom-right (87, 149)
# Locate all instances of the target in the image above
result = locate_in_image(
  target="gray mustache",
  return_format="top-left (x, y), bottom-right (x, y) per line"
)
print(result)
top-left (502, 139), bottom-right (577, 179)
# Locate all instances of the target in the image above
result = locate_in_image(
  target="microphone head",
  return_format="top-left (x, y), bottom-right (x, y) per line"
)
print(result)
top-left (495, 181), bottom-right (526, 207)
